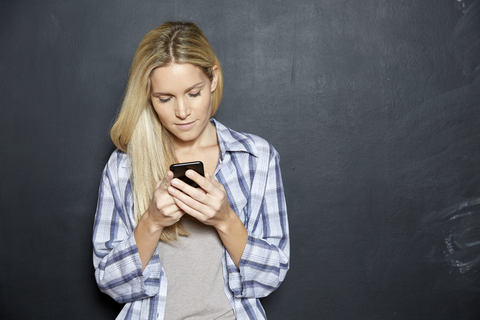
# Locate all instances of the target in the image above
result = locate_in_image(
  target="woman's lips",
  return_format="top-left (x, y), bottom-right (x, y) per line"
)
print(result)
top-left (175, 121), bottom-right (196, 131)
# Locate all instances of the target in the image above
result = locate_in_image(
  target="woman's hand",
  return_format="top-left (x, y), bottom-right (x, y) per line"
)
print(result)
top-left (145, 170), bottom-right (185, 230)
top-left (135, 170), bottom-right (184, 271)
top-left (168, 170), bottom-right (232, 231)
top-left (168, 170), bottom-right (248, 268)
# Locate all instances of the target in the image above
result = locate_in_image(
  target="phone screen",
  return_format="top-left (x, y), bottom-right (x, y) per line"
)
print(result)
top-left (169, 161), bottom-right (205, 188)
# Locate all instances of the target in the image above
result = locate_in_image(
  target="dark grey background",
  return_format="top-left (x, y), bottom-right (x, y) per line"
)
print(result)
top-left (1, 0), bottom-right (480, 319)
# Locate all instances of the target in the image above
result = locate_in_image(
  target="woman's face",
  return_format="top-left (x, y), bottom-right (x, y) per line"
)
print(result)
top-left (150, 63), bottom-right (218, 147)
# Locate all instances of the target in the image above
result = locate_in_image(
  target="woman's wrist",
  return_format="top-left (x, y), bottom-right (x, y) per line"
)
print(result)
top-left (214, 208), bottom-right (248, 268)
top-left (134, 208), bottom-right (164, 271)
top-left (139, 208), bottom-right (164, 237)
top-left (215, 208), bottom-right (240, 235)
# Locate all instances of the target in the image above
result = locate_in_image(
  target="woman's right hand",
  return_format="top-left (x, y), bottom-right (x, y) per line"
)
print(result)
top-left (135, 171), bottom-right (183, 270)
top-left (145, 170), bottom-right (184, 230)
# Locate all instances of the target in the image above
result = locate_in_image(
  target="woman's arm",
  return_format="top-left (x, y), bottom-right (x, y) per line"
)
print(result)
top-left (133, 211), bottom-right (164, 271)
top-left (169, 142), bottom-right (290, 298)
top-left (134, 171), bottom-right (184, 271)
top-left (225, 148), bottom-right (290, 298)
top-left (214, 206), bottom-right (249, 268)
top-left (169, 171), bottom-right (248, 268)
top-left (93, 152), bottom-right (174, 303)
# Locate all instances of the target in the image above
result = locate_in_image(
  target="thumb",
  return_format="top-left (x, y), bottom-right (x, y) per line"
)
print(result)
top-left (157, 170), bottom-right (174, 190)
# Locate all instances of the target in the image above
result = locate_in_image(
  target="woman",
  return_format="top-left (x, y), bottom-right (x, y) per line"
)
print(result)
top-left (93, 21), bottom-right (289, 320)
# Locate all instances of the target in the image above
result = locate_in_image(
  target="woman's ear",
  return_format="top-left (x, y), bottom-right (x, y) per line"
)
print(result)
top-left (210, 65), bottom-right (219, 93)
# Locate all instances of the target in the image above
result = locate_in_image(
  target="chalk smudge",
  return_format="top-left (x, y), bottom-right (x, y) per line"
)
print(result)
top-left (424, 198), bottom-right (480, 275)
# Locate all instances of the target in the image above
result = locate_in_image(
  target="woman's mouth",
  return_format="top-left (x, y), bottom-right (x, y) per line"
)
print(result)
top-left (175, 121), bottom-right (196, 131)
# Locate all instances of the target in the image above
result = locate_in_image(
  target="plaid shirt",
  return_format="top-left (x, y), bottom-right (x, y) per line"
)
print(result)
top-left (93, 119), bottom-right (290, 319)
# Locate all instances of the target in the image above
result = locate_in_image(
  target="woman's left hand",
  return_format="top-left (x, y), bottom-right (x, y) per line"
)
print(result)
top-left (167, 170), bottom-right (233, 231)
top-left (169, 169), bottom-right (248, 268)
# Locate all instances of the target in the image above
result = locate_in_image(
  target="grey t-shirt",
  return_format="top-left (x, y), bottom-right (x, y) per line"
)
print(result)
top-left (157, 215), bottom-right (236, 320)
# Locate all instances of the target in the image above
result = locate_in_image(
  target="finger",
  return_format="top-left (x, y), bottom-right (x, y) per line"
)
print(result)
top-left (152, 194), bottom-right (179, 215)
top-left (162, 208), bottom-right (185, 227)
top-left (200, 172), bottom-right (226, 200)
top-left (149, 202), bottom-right (182, 223)
top-left (170, 175), bottom-right (209, 200)
top-left (170, 210), bottom-right (185, 222)
top-left (173, 196), bottom-right (204, 222)
top-left (164, 170), bottom-right (174, 183)
top-left (185, 170), bottom-right (219, 195)
top-left (204, 172), bottom-right (223, 189)
top-left (169, 183), bottom-right (211, 213)
top-left (162, 202), bottom-right (183, 215)
top-left (157, 170), bottom-right (174, 191)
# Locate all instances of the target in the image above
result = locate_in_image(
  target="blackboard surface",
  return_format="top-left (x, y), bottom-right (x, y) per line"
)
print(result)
top-left (1, 1), bottom-right (480, 319)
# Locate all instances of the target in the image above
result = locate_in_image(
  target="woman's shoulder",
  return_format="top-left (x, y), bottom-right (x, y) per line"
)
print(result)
top-left (103, 149), bottom-right (132, 178)
top-left (106, 149), bottom-right (129, 165)
top-left (213, 119), bottom-right (278, 159)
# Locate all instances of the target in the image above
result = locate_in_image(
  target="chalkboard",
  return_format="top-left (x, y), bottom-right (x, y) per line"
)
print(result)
top-left (1, 0), bottom-right (479, 319)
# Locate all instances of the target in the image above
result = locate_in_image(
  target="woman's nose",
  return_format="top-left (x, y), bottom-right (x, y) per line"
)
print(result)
top-left (175, 99), bottom-right (190, 119)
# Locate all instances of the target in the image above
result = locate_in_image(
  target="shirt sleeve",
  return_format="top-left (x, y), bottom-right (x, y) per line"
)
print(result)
top-left (226, 147), bottom-right (290, 298)
top-left (92, 156), bottom-right (162, 304)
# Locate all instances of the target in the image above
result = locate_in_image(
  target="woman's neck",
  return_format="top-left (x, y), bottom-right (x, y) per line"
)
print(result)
top-left (173, 122), bottom-right (217, 155)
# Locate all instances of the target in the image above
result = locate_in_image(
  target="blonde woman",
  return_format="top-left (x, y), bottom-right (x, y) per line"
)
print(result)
top-left (93, 21), bottom-right (289, 320)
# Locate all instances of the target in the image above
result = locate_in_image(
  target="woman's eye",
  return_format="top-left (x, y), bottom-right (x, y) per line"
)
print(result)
top-left (159, 97), bottom-right (171, 103)
top-left (189, 91), bottom-right (201, 98)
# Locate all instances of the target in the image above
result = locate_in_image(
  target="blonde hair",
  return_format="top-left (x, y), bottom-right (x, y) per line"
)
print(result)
top-left (110, 22), bottom-right (224, 241)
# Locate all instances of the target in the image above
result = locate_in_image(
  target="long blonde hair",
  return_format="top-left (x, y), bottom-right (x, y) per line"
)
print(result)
top-left (110, 22), bottom-right (223, 241)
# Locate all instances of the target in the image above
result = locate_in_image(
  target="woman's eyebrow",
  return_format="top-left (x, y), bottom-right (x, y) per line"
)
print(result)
top-left (184, 81), bottom-right (204, 92)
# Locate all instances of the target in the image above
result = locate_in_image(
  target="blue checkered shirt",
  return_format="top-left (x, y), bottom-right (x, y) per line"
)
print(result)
top-left (93, 119), bottom-right (289, 319)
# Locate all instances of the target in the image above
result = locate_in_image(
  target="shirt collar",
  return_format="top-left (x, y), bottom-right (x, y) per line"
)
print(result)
top-left (211, 118), bottom-right (258, 159)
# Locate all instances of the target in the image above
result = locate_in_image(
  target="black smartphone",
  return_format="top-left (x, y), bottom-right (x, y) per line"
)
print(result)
top-left (169, 161), bottom-right (205, 188)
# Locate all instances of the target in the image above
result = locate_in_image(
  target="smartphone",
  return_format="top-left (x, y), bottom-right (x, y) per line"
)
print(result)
top-left (169, 161), bottom-right (205, 188)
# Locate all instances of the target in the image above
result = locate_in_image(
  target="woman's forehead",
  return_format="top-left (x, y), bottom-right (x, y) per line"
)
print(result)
top-left (150, 63), bottom-right (207, 92)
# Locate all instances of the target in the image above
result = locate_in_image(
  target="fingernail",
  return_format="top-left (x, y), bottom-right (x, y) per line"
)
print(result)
top-left (168, 187), bottom-right (175, 194)
top-left (171, 179), bottom-right (178, 186)
top-left (186, 170), bottom-right (193, 177)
